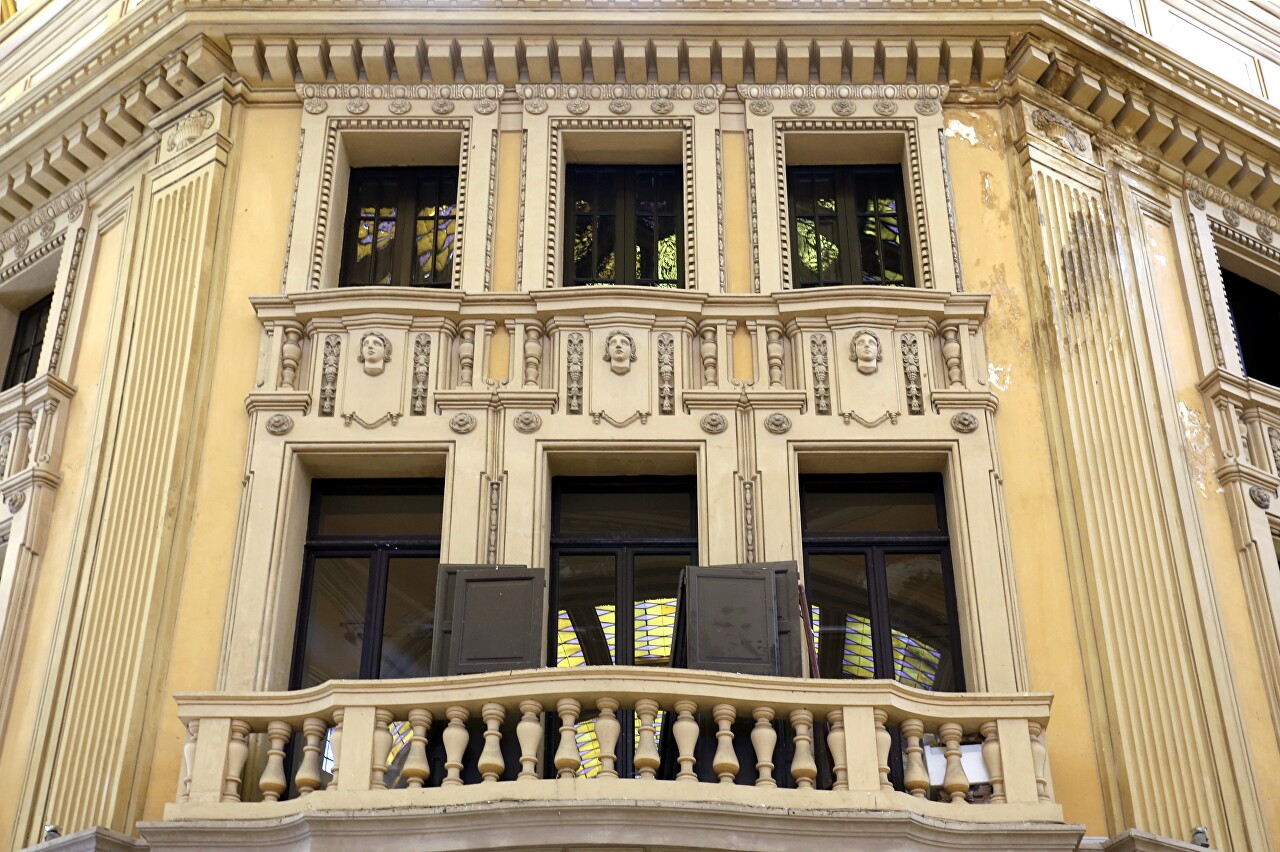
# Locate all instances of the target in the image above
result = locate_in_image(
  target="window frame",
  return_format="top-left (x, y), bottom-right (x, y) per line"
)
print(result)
top-left (562, 164), bottom-right (685, 288)
top-left (288, 477), bottom-right (445, 689)
top-left (785, 164), bottom-right (914, 288)
top-left (798, 473), bottom-right (964, 691)
top-left (2, 292), bottom-right (52, 390)
top-left (338, 166), bottom-right (460, 289)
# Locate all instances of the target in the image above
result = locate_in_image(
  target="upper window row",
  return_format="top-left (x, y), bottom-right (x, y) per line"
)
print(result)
top-left (339, 164), bottom-right (912, 290)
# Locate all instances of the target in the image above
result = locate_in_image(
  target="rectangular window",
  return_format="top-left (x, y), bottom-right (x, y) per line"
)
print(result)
top-left (565, 165), bottom-right (683, 288)
top-left (787, 165), bottom-right (912, 287)
top-left (340, 167), bottom-right (458, 288)
top-left (290, 478), bottom-right (444, 689)
top-left (1222, 267), bottom-right (1280, 386)
top-left (800, 474), bottom-right (962, 692)
top-left (2, 293), bottom-right (52, 390)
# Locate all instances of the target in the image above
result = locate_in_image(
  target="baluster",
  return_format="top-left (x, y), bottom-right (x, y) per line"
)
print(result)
top-left (751, 707), bottom-right (777, 788)
top-left (790, 709), bottom-right (817, 789)
top-left (442, 706), bottom-right (470, 787)
top-left (901, 719), bottom-right (929, 799)
top-left (826, 710), bottom-right (848, 791)
top-left (712, 704), bottom-right (739, 784)
top-left (980, 721), bottom-right (1005, 804)
top-left (478, 703), bottom-right (506, 783)
top-left (458, 327), bottom-right (475, 388)
top-left (941, 325), bottom-right (963, 386)
top-left (259, 721), bottom-right (292, 802)
top-left (596, 699), bottom-right (621, 779)
top-left (222, 720), bottom-right (250, 802)
top-left (874, 709), bottom-right (893, 792)
top-left (634, 699), bottom-right (661, 780)
top-left (370, 710), bottom-right (394, 790)
top-left (523, 326), bottom-right (543, 387)
top-left (700, 327), bottom-right (718, 387)
top-left (403, 709), bottom-right (432, 789)
top-left (673, 700), bottom-right (699, 782)
top-left (280, 327), bottom-right (303, 390)
top-left (554, 698), bottom-right (582, 779)
top-left (516, 700), bottom-right (543, 780)
top-left (1029, 722), bottom-right (1050, 802)
top-left (294, 718), bottom-right (327, 796)
top-left (766, 327), bottom-right (784, 387)
top-left (179, 721), bottom-right (199, 802)
top-left (330, 710), bottom-right (344, 788)
top-left (938, 722), bottom-right (969, 803)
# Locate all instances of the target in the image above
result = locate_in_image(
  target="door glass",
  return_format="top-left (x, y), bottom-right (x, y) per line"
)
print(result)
top-left (297, 557), bottom-right (370, 688)
top-left (802, 488), bottom-right (939, 533)
top-left (316, 489), bottom-right (444, 537)
top-left (884, 553), bottom-right (954, 691)
top-left (806, 553), bottom-right (873, 679)
top-left (379, 557), bottom-right (440, 679)
top-left (556, 554), bottom-right (617, 666)
top-left (632, 553), bottom-right (690, 666)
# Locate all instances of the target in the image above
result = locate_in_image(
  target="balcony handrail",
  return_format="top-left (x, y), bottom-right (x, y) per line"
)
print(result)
top-left (174, 667), bottom-right (1052, 728)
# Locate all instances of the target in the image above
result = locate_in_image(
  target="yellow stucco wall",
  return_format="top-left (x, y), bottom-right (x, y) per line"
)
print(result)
top-left (943, 106), bottom-right (1109, 836)
top-left (137, 105), bottom-right (303, 824)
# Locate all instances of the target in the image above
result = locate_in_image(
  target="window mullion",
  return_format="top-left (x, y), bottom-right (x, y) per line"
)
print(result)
top-left (839, 169), bottom-right (862, 286)
top-left (619, 169), bottom-right (635, 286)
top-left (619, 546), bottom-right (634, 666)
top-left (362, 551), bottom-right (389, 678)
top-left (866, 547), bottom-right (897, 682)
top-left (395, 178), bottom-right (419, 286)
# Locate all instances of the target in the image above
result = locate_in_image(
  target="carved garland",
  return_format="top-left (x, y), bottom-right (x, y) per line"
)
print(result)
top-left (483, 128), bottom-right (499, 291)
top-left (516, 129), bottom-right (528, 291)
top-left (547, 118), bottom-right (694, 289)
top-left (1184, 209), bottom-right (1227, 369)
top-left (774, 119), bottom-right (930, 290)
top-left (319, 335), bottom-right (340, 416)
top-left (938, 128), bottom-right (964, 292)
top-left (747, 129), bottom-right (761, 294)
top-left (311, 118), bottom-right (470, 290)
top-left (743, 478), bottom-right (757, 562)
top-left (566, 333), bottom-right (584, 415)
top-left (412, 334), bottom-right (431, 415)
top-left (901, 333), bottom-right (923, 415)
top-left (716, 129), bottom-right (726, 293)
top-left (47, 228), bottom-right (85, 376)
top-left (810, 334), bottom-right (831, 415)
top-left (657, 333), bottom-right (675, 414)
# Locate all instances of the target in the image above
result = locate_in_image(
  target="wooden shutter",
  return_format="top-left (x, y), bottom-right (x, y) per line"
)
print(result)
top-left (683, 564), bottom-right (779, 675)
top-left (431, 565), bottom-right (544, 676)
top-left (764, 561), bottom-right (804, 677)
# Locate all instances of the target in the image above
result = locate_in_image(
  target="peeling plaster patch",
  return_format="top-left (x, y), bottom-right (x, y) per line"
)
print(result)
top-left (988, 363), bottom-right (1012, 391)
top-left (1177, 401), bottom-right (1218, 497)
top-left (944, 119), bottom-right (979, 147)
top-left (980, 171), bottom-right (996, 209)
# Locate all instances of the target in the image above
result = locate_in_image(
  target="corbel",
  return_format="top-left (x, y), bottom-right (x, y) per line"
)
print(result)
top-left (913, 41), bottom-right (942, 86)
top-left (361, 39), bottom-right (394, 86)
top-left (262, 39), bottom-right (298, 88)
top-left (881, 40), bottom-right (910, 85)
top-left (425, 38), bottom-right (459, 85)
top-left (492, 42), bottom-right (520, 87)
top-left (589, 38), bottom-right (618, 85)
top-left (230, 39), bottom-right (266, 87)
top-left (327, 39), bottom-right (361, 84)
top-left (749, 39), bottom-right (779, 85)
top-left (850, 39), bottom-right (876, 84)
top-left (556, 39), bottom-right (586, 84)
top-left (295, 38), bottom-right (331, 83)
top-left (653, 40), bottom-right (680, 84)
top-left (686, 40), bottom-right (713, 85)
top-left (783, 40), bottom-right (812, 85)
top-left (458, 39), bottom-right (490, 85)
top-left (621, 39), bottom-right (649, 85)
top-left (943, 40), bottom-right (973, 86)
top-left (393, 38), bottom-right (427, 84)
top-left (815, 40), bottom-right (844, 85)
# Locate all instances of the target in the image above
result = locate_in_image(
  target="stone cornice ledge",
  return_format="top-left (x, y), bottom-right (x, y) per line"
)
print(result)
top-left (140, 800), bottom-right (1083, 851)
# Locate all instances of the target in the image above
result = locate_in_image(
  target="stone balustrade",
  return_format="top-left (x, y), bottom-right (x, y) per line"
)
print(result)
top-left (168, 667), bottom-right (1059, 826)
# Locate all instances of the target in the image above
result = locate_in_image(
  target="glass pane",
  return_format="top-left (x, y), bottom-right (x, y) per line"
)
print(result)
top-left (634, 212), bottom-right (654, 281)
top-left (633, 553), bottom-right (689, 666)
top-left (593, 216), bottom-right (617, 282)
top-left (297, 557), bottom-right (370, 688)
top-left (315, 487), bottom-right (444, 538)
top-left (884, 553), bottom-right (954, 691)
top-left (806, 553), bottom-right (874, 679)
top-left (379, 557), bottom-right (440, 679)
top-left (860, 224), bottom-right (882, 283)
top-left (556, 553), bottom-right (617, 666)
top-left (573, 217), bottom-right (598, 280)
top-left (656, 231), bottom-right (680, 284)
top-left (802, 487), bottom-right (939, 533)
top-left (557, 486), bottom-right (695, 537)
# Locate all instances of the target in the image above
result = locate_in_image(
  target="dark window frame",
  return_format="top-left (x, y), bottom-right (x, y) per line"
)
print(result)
top-left (548, 475), bottom-right (698, 669)
top-left (563, 164), bottom-right (684, 288)
top-left (799, 473), bottom-right (964, 692)
top-left (786, 164), bottom-right (914, 288)
top-left (339, 166), bottom-right (459, 288)
top-left (289, 477), bottom-right (445, 690)
top-left (2, 293), bottom-right (52, 390)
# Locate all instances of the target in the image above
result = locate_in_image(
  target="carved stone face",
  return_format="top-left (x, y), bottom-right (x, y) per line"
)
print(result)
top-left (603, 330), bottom-right (637, 375)
top-left (357, 331), bottom-right (392, 376)
top-left (851, 330), bottom-right (882, 375)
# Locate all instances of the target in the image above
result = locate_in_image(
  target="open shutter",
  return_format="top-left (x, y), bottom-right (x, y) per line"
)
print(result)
top-left (683, 564), bottom-right (779, 675)
top-left (764, 561), bottom-right (804, 677)
top-left (431, 564), bottom-right (544, 676)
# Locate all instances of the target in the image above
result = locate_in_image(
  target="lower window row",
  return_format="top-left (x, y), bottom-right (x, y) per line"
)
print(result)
top-left (292, 473), bottom-right (962, 694)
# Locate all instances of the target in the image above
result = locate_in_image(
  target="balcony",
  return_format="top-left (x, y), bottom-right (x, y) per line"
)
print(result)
top-left (150, 668), bottom-right (1077, 852)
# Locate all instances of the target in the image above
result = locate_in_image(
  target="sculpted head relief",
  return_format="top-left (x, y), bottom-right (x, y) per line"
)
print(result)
top-left (851, 329), bottom-right (883, 374)
top-left (604, 329), bottom-right (638, 375)
top-left (357, 331), bottom-right (392, 376)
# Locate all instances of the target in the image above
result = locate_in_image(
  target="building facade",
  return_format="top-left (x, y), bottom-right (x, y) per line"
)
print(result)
top-left (0, 1), bottom-right (1278, 850)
